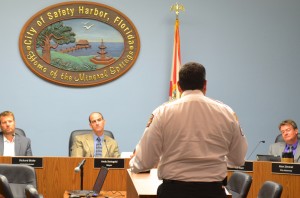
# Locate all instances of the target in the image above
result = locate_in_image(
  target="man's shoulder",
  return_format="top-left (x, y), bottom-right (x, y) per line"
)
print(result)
top-left (206, 97), bottom-right (240, 121)
top-left (207, 98), bottom-right (234, 111)
top-left (104, 135), bottom-right (117, 143)
top-left (154, 99), bottom-right (180, 112)
top-left (75, 133), bottom-right (93, 140)
top-left (270, 142), bottom-right (285, 148)
top-left (15, 133), bottom-right (31, 143)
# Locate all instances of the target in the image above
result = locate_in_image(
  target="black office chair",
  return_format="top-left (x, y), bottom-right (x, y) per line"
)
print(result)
top-left (226, 171), bottom-right (252, 198)
top-left (275, 133), bottom-right (300, 143)
top-left (69, 129), bottom-right (115, 156)
top-left (0, 164), bottom-right (38, 198)
top-left (0, 174), bottom-right (14, 198)
top-left (257, 181), bottom-right (283, 198)
top-left (25, 184), bottom-right (42, 198)
top-left (0, 128), bottom-right (26, 137)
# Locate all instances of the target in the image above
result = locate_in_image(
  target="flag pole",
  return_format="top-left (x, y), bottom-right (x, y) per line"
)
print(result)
top-left (169, 3), bottom-right (185, 101)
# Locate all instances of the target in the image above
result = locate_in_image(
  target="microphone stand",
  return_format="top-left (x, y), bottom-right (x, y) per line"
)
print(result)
top-left (74, 159), bottom-right (86, 190)
top-left (247, 140), bottom-right (265, 160)
top-left (80, 166), bottom-right (84, 190)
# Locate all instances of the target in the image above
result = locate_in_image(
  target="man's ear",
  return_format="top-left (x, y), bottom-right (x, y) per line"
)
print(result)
top-left (177, 81), bottom-right (183, 93)
top-left (203, 80), bottom-right (207, 95)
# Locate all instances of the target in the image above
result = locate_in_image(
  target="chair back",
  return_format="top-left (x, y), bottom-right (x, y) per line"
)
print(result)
top-left (25, 184), bottom-right (41, 198)
top-left (0, 174), bottom-right (14, 198)
top-left (226, 171), bottom-right (252, 198)
top-left (69, 129), bottom-right (115, 156)
top-left (15, 128), bottom-right (26, 137)
top-left (275, 133), bottom-right (300, 143)
top-left (257, 181), bottom-right (283, 198)
top-left (0, 164), bottom-right (37, 198)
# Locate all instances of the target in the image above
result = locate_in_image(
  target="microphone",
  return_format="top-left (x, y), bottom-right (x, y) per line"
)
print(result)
top-left (74, 159), bottom-right (86, 172)
top-left (247, 140), bottom-right (265, 160)
top-left (104, 139), bottom-right (111, 157)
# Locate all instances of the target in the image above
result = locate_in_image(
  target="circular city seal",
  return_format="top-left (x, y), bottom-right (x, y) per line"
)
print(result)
top-left (19, 1), bottom-right (140, 87)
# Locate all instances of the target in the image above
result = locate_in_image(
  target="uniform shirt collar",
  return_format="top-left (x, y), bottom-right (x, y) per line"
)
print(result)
top-left (181, 90), bottom-right (204, 98)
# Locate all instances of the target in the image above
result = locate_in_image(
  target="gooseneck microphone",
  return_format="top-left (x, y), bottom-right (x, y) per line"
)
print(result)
top-left (74, 159), bottom-right (86, 172)
top-left (247, 140), bottom-right (265, 160)
top-left (104, 139), bottom-right (111, 157)
top-left (74, 159), bottom-right (86, 190)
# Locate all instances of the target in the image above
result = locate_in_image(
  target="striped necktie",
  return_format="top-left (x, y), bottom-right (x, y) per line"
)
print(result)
top-left (95, 137), bottom-right (102, 157)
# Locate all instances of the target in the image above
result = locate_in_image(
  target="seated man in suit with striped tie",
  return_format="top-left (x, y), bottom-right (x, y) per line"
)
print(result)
top-left (269, 119), bottom-right (300, 162)
top-left (71, 112), bottom-right (120, 157)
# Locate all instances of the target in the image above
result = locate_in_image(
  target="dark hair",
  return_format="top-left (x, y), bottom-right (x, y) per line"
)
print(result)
top-left (178, 62), bottom-right (206, 91)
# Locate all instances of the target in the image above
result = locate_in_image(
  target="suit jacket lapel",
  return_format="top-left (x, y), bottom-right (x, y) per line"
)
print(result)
top-left (86, 134), bottom-right (94, 157)
top-left (14, 135), bottom-right (21, 156)
top-left (0, 133), bottom-right (21, 156)
top-left (0, 134), bottom-right (4, 155)
top-left (274, 142), bottom-right (285, 156)
top-left (294, 142), bottom-right (300, 162)
top-left (102, 136), bottom-right (109, 157)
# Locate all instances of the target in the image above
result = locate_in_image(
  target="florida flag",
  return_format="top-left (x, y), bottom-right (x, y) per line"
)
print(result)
top-left (169, 19), bottom-right (181, 101)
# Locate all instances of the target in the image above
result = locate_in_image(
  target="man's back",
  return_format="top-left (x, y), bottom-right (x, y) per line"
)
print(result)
top-left (130, 62), bottom-right (248, 198)
top-left (153, 90), bottom-right (246, 182)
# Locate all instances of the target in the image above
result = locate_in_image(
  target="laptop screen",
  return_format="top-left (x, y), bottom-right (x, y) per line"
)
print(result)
top-left (93, 166), bottom-right (109, 194)
top-left (256, 154), bottom-right (281, 162)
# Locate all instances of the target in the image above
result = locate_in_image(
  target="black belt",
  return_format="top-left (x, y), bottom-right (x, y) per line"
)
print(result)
top-left (163, 179), bottom-right (223, 185)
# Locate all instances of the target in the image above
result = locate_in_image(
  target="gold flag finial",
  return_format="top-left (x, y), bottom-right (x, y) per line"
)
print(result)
top-left (170, 3), bottom-right (185, 19)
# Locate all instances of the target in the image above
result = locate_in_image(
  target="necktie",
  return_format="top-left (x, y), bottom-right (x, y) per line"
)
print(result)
top-left (288, 146), bottom-right (293, 153)
top-left (95, 137), bottom-right (102, 157)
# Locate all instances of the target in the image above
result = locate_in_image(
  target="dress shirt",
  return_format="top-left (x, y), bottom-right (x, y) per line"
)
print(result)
top-left (94, 134), bottom-right (104, 157)
top-left (284, 141), bottom-right (298, 156)
top-left (71, 133), bottom-right (120, 157)
top-left (130, 90), bottom-right (248, 182)
top-left (3, 136), bottom-right (15, 156)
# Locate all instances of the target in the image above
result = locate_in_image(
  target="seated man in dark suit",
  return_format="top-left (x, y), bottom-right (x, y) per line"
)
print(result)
top-left (0, 111), bottom-right (32, 156)
top-left (71, 112), bottom-right (120, 157)
top-left (269, 119), bottom-right (300, 162)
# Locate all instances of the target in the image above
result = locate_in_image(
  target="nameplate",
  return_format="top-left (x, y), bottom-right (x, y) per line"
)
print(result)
top-left (272, 163), bottom-right (300, 175)
top-left (94, 158), bottom-right (124, 169)
top-left (12, 157), bottom-right (43, 168)
top-left (227, 161), bottom-right (253, 172)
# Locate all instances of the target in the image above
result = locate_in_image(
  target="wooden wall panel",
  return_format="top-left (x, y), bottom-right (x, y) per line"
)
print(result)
top-left (0, 157), bottom-right (129, 198)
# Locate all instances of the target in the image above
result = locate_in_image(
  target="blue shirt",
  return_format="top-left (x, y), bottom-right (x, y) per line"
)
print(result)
top-left (284, 140), bottom-right (298, 156)
top-left (93, 134), bottom-right (104, 156)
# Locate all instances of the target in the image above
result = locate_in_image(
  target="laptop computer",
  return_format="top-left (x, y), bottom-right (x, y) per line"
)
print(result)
top-left (256, 154), bottom-right (281, 162)
top-left (68, 166), bottom-right (109, 197)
